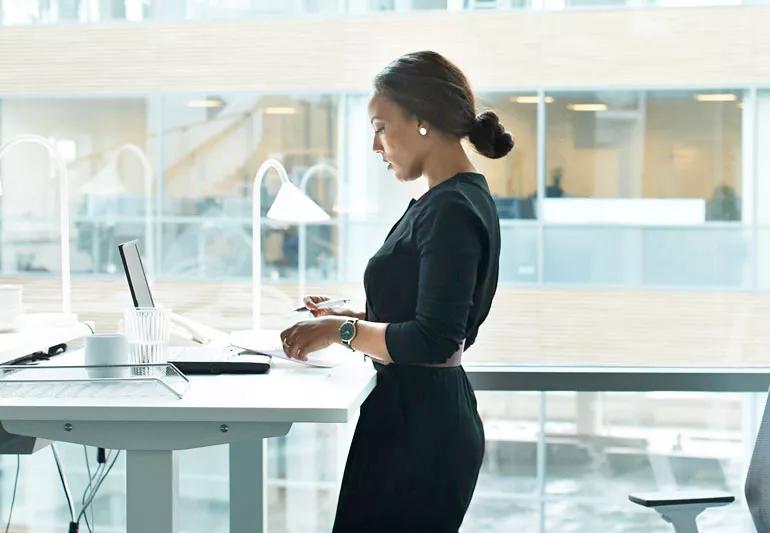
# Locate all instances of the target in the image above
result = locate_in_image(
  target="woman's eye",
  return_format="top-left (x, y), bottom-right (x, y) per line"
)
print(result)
top-left (375, 127), bottom-right (384, 134)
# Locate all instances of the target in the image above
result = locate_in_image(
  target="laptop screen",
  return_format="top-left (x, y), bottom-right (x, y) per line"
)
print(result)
top-left (117, 240), bottom-right (155, 308)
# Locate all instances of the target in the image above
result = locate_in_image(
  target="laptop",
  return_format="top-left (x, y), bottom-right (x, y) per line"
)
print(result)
top-left (117, 240), bottom-right (270, 375)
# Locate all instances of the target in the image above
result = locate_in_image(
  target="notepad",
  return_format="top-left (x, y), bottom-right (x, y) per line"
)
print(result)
top-left (228, 329), bottom-right (350, 368)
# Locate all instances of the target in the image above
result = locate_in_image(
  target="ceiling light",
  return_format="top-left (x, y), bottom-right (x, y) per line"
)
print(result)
top-left (187, 99), bottom-right (223, 108)
top-left (567, 103), bottom-right (608, 112)
top-left (512, 96), bottom-right (555, 104)
top-left (264, 107), bottom-right (297, 115)
top-left (694, 93), bottom-right (737, 102)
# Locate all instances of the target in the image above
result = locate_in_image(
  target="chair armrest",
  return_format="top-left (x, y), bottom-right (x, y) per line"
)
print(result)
top-left (629, 491), bottom-right (735, 509)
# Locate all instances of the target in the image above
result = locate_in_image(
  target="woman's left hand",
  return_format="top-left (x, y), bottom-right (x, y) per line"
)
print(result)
top-left (280, 316), bottom-right (343, 361)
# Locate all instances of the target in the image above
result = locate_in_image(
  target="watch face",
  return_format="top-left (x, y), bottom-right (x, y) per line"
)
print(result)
top-left (340, 322), bottom-right (356, 341)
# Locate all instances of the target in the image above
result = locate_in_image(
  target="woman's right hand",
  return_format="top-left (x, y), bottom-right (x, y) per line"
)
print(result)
top-left (303, 295), bottom-right (359, 318)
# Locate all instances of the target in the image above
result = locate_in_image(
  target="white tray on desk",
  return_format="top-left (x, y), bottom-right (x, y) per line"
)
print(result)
top-left (0, 363), bottom-right (190, 399)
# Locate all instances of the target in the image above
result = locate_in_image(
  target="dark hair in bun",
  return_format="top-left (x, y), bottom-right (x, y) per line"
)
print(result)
top-left (468, 111), bottom-right (515, 159)
top-left (373, 50), bottom-right (514, 159)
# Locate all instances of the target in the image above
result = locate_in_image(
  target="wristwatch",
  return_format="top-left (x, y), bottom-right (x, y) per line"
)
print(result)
top-left (339, 318), bottom-right (359, 351)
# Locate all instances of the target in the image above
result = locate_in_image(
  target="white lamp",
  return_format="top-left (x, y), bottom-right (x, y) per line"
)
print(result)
top-left (0, 134), bottom-right (74, 320)
top-left (252, 159), bottom-right (329, 330)
top-left (85, 144), bottom-right (154, 273)
top-left (298, 163), bottom-right (341, 301)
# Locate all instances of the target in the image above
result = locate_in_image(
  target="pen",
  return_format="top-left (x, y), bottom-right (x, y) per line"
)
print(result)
top-left (293, 298), bottom-right (350, 312)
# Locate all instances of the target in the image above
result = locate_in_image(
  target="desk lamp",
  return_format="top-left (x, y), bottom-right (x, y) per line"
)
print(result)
top-left (83, 143), bottom-right (154, 274)
top-left (0, 135), bottom-right (75, 322)
top-left (298, 162), bottom-right (341, 301)
top-left (252, 159), bottom-right (329, 330)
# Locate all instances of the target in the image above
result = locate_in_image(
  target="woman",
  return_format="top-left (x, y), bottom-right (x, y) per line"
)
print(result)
top-left (280, 50), bottom-right (513, 532)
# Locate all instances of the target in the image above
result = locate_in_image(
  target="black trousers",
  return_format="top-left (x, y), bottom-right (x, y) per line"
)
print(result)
top-left (332, 364), bottom-right (485, 532)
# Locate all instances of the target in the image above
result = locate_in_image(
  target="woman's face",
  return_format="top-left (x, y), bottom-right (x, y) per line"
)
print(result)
top-left (368, 94), bottom-right (428, 182)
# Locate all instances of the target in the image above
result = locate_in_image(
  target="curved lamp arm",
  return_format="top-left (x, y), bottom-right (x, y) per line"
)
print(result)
top-left (111, 144), bottom-right (154, 274)
top-left (298, 163), bottom-right (339, 300)
top-left (252, 159), bottom-right (330, 331)
top-left (252, 159), bottom-right (290, 331)
top-left (0, 134), bottom-right (71, 316)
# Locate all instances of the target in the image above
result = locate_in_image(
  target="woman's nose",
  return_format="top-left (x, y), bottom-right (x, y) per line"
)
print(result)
top-left (372, 135), bottom-right (382, 153)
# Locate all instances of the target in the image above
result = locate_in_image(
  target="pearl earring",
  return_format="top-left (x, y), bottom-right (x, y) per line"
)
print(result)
top-left (418, 126), bottom-right (428, 136)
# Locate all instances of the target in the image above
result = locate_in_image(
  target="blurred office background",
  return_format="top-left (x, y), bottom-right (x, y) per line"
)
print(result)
top-left (2, 0), bottom-right (770, 531)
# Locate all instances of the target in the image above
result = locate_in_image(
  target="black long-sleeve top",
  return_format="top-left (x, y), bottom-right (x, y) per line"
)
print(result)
top-left (364, 172), bottom-right (501, 365)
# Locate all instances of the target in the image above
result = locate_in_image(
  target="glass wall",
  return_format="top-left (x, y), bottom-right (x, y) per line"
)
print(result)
top-left (465, 391), bottom-right (759, 532)
top-left (0, 391), bottom-right (760, 532)
top-left (536, 89), bottom-right (750, 288)
top-left (0, 87), bottom-right (759, 300)
top-left (756, 89), bottom-right (770, 290)
top-left (0, 97), bottom-right (149, 277)
top-left (472, 93), bottom-right (538, 220)
top-left (157, 93), bottom-right (339, 281)
top-left (545, 90), bottom-right (742, 212)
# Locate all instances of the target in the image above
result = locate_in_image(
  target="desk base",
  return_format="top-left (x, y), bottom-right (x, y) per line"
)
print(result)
top-left (127, 450), bottom-right (179, 532)
top-left (231, 440), bottom-right (267, 533)
top-left (2, 419), bottom-right (291, 533)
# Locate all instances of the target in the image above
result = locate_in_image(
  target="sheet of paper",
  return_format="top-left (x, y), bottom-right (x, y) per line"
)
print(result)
top-left (229, 329), bottom-right (350, 368)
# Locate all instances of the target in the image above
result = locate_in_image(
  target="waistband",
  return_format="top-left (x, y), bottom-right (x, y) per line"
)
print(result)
top-left (411, 340), bottom-right (465, 368)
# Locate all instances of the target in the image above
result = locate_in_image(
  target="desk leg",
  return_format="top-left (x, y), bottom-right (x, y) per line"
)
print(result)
top-left (230, 439), bottom-right (266, 533)
top-left (126, 449), bottom-right (179, 533)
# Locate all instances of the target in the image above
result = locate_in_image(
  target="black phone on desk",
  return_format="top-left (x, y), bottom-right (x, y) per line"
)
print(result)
top-left (118, 240), bottom-right (270, 375)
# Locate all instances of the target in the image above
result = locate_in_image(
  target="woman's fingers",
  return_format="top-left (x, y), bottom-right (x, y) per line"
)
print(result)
top-left (282, 326), bottom-right (304, 357)
top-left (303, 295), bottom-right (330, 308)
top-left (287, 341), bottom-right (305, 360)
top-left (290, 340), bottom-right (307, 360)
top-left (304, 295), bottom-right (331, 317)
top-left (279, 327), bottom-right (290, 344)
top-left (283, 327), bottom-right (308, 359)
top-left (280, 328), bottom-right (293, 355)
top-left (282, 318), bottom-right (330, 360)
top-left (294, 345), bottom-right (308, 360)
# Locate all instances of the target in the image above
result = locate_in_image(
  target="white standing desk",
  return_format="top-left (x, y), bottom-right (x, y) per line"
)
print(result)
top-left (0, 317), bottom-right (92, 453)
top-left (0, 317), bottom-right (91, 364)
top-left (0, 350), bottom-right (376, 533)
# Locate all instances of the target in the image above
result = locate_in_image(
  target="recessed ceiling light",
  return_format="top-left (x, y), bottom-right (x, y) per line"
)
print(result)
top-left (694, 93), bottom-right (737, 102)
top-left (187, 99), bottom-right (223, 108)
top-left (264, 107), bottom-right (297, 115)
top-left (567, 103), bottom-right (608, 112)
top-left (512, 96), bottom-right (555, 104)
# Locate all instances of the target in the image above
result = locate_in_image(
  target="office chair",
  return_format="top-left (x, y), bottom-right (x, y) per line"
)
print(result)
top-left (629, 388), bottom-right (770, 532)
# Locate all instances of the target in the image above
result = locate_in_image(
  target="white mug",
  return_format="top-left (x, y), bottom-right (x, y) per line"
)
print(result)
top-left (0, 285), bottom-right (23, 333)
top-left (85, 333), bottom-right (129, 378)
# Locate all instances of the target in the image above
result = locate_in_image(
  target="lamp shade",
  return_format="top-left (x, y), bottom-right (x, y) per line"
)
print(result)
top-left (266, 179), bottom-right (330, 223)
